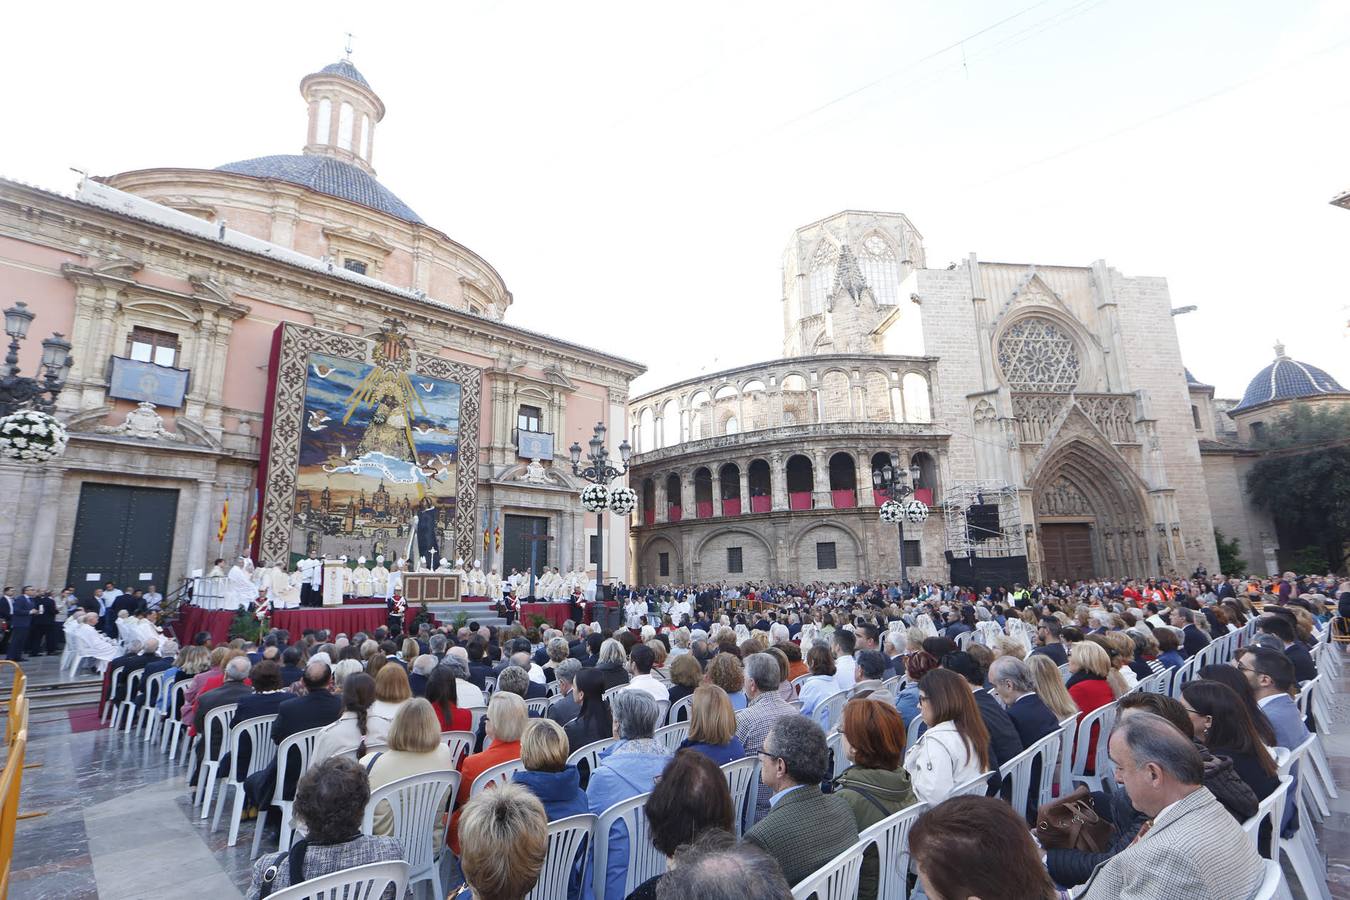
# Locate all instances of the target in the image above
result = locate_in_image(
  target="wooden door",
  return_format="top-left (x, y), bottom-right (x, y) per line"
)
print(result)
top-left (1040, 523), bottom-right (1094, 583)
top-left (66, 483), bottom-right (179, 592)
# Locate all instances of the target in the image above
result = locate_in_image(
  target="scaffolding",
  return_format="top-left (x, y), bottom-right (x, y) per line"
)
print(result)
top-left (941, 482), bottom-right (1027, 559)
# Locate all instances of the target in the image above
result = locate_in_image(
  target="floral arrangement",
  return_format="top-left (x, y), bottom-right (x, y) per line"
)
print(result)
top-left (902, 499), bottom-right (930, 523)
top-left (0, 409), bottom-right (68, 463)
top-left (580, 483), bottom-right (610, 512)
top-left (878, 500), bottom-right (903, 523)
top-left (607, 486), bottom-right (637, 516)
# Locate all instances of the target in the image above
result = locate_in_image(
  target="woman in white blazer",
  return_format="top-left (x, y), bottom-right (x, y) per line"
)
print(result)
top-left (312, 673), bottom-right (393, 764)
top-left (903, 668), bottom-right (989, 804)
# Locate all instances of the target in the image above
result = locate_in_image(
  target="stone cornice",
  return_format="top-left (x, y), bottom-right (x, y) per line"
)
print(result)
top-left (629, 421), bottom-right (948, 468)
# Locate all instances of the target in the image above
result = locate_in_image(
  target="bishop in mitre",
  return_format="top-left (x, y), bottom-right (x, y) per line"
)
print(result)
top-left (467, 560), bottom-right (488, 597)
top-left (353, 556), bottom-right (374, 598)
top-left (370, 555), bottom-right (390, 598)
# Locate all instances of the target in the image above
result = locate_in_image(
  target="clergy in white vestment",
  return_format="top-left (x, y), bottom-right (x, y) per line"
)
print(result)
top-left (671, 597), bottom-right (691, 626)
top-left (486, 568), bottom-right (503, 602)
top-left (625, 597), bottom-right (646, 629)
top-left (72, 613), bottom-right (120, 669)
top-left (268, 563), bottom-right (300, 609)
top-left (386, 560), bottom-right (404, 601)
top-left (225, 558), bottom-right (258, 610)
top-left (353, 557), bottom-right (374, 598)
top-left (467, 560), bottom-right (488, 597)
top-left (370, 555), bottom-right (390, 598)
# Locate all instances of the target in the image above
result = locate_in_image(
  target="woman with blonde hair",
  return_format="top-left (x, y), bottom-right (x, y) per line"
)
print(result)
top-left (1025, 653), bottom-right (1078, 721)
top-left (451, 693), bottom-right (528, 855)
top-left (452, 784), bottom-right (548, 900)
top-left (359, 698), bottom-right (455, 839)
top-left (331, 658), bottom-right (363, 688)
top-left (1065, 640), bottom-right (1116, 773)
top-left (678, 684), bottom-right (745, 765)
top-left (704, 651), bottom-right (747, 711)
top-left (371, 661), bottom-right (412, 719)
top-left (511, 718), bottom-right (587, 821)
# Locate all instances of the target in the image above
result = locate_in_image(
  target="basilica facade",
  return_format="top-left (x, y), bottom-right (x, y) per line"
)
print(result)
top-left (626, 210), bottom-right (1345, 587)
top-left (0, 59), bottom-right (642, 594)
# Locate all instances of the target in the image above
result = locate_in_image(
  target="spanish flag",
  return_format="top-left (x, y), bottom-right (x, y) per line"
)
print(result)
top-left (217, 496), bottom-right (230, 544)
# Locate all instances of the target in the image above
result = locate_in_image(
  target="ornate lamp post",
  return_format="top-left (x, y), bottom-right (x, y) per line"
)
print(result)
top-left (0, 302), bottom-right (73, 417)
top-left (873, 452), bottom-right (928, 589)
top-left (569, 422), bottom-right (632, 597)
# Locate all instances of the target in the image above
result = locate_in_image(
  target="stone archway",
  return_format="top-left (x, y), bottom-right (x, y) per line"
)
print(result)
top-left (1030, 438), bottom-right (1151, 581)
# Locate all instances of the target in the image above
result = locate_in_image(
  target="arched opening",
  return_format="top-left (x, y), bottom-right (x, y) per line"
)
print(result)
top-left (641, 478), bottom-right (656, 526)
top-left (864, 372), bottom-right (891, 422)
top-left (1032, 438), bottom-right (1150, 582)
top-left (828, 452), bottom-right (857, 508)
top-left (781, 374), bottom-right (814, 425)
top-left (688, 391), bottom-right (712, 440)
top-left (786, 454), bottom-right (814, 510)
top-left (660, 399), bottom-right (680, 448)
top-left (719, 463), bottom-right (742, 516)
top-left (693, 467), bottom-right (714, 519)
top-left (820, 371), bottom-right (851, 423)
top-left (665, 473), bottom-right (683, 522)
top-left (910, 451), bottom-right (938, 505)
top-left (871, 451), bottom-right (895, 506)
top-left (902, 373), bottom-right (931, 423)
top-left (722, 415), bottom-right (739, 435)
top-left (638, 408), bottom-right (655, 453)
top-left (748, 459), bottom-right (771, 513)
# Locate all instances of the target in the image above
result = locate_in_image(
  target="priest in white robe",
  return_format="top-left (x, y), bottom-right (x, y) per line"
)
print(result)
top-left (225, 558), bottom-right (259, 610)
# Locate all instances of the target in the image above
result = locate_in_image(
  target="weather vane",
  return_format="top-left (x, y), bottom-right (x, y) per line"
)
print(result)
top-left (345, 32), bottom-right (355, 60)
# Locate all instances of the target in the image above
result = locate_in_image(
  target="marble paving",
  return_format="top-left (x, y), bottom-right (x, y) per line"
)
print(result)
top-left (4, 650), bottom-right (1350, 898)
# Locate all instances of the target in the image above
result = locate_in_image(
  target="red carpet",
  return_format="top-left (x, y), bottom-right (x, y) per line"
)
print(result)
top-left (68, 705), bottom-right (105, 733)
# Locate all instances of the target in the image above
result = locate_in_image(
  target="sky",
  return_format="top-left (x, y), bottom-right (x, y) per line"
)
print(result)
top-left (6, 0), bottom-right (1349, 399)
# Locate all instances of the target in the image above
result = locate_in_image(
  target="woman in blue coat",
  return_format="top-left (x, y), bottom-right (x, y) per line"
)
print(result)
top-left (512, 718), bottom-right (588, 821)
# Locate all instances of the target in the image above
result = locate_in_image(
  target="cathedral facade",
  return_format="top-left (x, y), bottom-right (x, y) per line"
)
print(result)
top-left (0, 59), bottom-right (642, 594)
top-left (626, 209), bottom-right (1331, 587)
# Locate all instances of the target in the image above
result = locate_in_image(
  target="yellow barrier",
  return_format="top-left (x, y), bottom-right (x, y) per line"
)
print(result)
top-left (0, 727), bottom-right (28, 898)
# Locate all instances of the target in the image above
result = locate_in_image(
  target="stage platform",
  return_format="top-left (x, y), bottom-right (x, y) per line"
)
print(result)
top-left (172, 603), bottom-right (429, 646)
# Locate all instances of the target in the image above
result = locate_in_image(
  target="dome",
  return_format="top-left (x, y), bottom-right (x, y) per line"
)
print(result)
top-left (315, 60), bottom-right (370, 89)
top-left (1231, 342), bottom-right (1347, 412)
top-left (215, 154), bottom-right (423, 224)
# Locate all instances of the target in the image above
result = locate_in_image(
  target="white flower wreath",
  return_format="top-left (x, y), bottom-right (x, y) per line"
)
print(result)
top-left (902, 499), bottom-right (930, 523)
top-left (0, 410), bottom-right (68, 464)
top-left (878, 499), bottom-right (903, 523)
top-left (607, 486), bottom-right (637, 516)
top-left (580, 483), bottom-right (610, 512)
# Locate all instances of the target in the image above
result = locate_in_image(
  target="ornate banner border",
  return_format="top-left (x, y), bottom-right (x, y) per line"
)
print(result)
top-left (257, 321), bottom-right (481, 566)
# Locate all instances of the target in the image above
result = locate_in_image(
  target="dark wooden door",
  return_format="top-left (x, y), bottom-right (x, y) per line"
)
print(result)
top-left (1040, 523), bottom-right (1094, 583)
top-left (502, 514), bottom-right (550, 578)
top-left (66, 483), bottom-right (179, 592)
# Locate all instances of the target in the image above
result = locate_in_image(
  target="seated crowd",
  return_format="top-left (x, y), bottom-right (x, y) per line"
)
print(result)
top-left (100, 570), bottom-right (1344, 900)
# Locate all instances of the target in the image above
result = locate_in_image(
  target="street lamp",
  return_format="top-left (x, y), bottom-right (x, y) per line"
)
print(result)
top-left (1, 302), bottom-right (73, 417)
top-left (569, 421), bottom-right (632, 598)
top-left (873, 452), bottom-right (925, 590)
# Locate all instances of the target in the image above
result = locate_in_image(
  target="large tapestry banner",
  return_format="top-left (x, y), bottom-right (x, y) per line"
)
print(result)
top-left (257, 319), bottom-right (481, 568)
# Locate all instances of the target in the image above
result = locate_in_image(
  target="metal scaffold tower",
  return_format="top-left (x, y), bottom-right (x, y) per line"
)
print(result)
top-left (941, 482), bottom-right (1027, 559)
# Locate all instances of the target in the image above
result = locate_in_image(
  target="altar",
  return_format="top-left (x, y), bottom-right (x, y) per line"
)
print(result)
top-left (403, 572), bottom-right (462, 604)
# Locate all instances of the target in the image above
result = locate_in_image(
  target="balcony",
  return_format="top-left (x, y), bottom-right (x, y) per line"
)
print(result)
top-left (628, 420), bottom-right (944, 466)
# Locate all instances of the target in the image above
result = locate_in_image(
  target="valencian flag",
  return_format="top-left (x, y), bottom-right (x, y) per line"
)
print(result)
top-left (217, 495), bottom-right (230, 543)
top-left (246, 489), bottom-right (259, 547)
top-left (483, 528), bottom-right (490, 554)
top-left (494, 524), bottom-right (501, 552)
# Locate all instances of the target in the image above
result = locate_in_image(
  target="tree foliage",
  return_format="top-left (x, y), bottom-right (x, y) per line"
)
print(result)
top-left (1245, 404), bottom-right (1350, 573)
top-left (1214, 529), bottom-right (1248, 576)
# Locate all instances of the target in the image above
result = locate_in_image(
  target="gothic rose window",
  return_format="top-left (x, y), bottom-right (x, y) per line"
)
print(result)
top-left (997, 317), bottom-right (1081, 392)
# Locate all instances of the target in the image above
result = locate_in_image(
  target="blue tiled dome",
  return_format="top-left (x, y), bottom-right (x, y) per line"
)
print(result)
top-left (316, 60), bottom-right (370, 89)
top-left (215, 155), bottom-right (423, 224)
top-left (1232, 344), bottom-right (1347, 412)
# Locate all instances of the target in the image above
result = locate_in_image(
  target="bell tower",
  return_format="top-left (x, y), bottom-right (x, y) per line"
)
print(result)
top-left (300, 48), bottom-right (385, 175)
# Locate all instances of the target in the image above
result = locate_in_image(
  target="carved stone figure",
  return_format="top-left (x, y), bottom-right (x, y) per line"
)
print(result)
top-left (95, 402), bottom-right (182, 441)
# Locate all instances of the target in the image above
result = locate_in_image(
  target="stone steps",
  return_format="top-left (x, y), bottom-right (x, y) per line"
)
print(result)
top-left (427, 601), bottom-right (507, 629)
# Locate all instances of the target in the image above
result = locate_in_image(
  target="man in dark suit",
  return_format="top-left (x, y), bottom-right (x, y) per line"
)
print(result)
top-left (107, 637), bottom-right (159, 704)
top-left (1257, 615), bottom-right (1316, 682)
top-left (1242, 647), bottom-right (1310, 835)
top-left (190, 656), bottom-right (254, 781)
top-left (1030, 619), bottom-right (1069, 666)
top-left (546, 659), bottom-right (582, 726)
top-left (408, 654), bottom-right (435, 696)
top-left (745, 715), bottom-right (860, 887)
top-left (5, 588), bottom-right (34, 662)
top-left (941, 651), bottom-right (1024, 783)
top-left (989, 656), bottom-right (1060, 746)
top-left (466, 636), bottom-right (493, 688)
top-left (1170, 607), bottom-right (1211, 659)
top-left (0, 586), bottom-right (15, 656)
top-left (26, 591), bottom-right (57, 656)
top-left (580, 633), bottom-right (603, 668)
top-left (278, 646), bottom-right (304, 687)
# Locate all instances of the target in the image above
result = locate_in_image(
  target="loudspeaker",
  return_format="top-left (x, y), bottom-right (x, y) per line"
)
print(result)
top-left (966, 504), bottom-right (1000, 542)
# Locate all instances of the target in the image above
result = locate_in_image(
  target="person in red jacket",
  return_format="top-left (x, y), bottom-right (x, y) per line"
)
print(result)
top-left (1065, 641), bottom-right (1119, 773)
top-left (425, 665), bottom-right (472, 732)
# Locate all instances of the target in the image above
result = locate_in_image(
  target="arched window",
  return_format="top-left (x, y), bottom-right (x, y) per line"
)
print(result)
top-left (719, 463), bottom-right (741, 503)
top-left (859, 233), bottom-right (900, 305)
top-left (786, 454), bottom-right (814, 510)
top-left (828, 452), bottom-right (857, 508)
top-left (693, 468), bottom-right (714, 518)
top-left (688, 391), bottom-right (712, 441)
top-left (338, 102), bottom-right (354, 151)
top-left (665, 473), bottom-right (683, 521)
top-left (820, 371), bottom-right (851, 423)
top-left (660, 399), bottom-right (680, 448)
top-left (1191, 405), bottom-right (1202, 430)
top-left (996, 317), bottom-right (1081, 392)
top-left (747, 459), bottom-right (771, 513)
top-left (638, 408), bottom-right (655, 453)
top-left (911, 451), bottom-right (938, 505)
top-left (641, 478), bottom-right (656, 525)
top-left (315, 98), bottom-right (332, 144)
top-left (713, 385), bottom-right (737, 401)
top-left (902, 373), bottom-right (931, 423)
top-left (807, 241), bottom-right (839, 315)
top-left (360, 114), bottom-right (371, 159)
top-left (723, 415), bottom-right (739, 435)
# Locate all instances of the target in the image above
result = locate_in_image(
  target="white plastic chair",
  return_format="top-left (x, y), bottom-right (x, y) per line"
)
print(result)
top-left (816, 690), bottom-right (848, 732)
top-left (949, 771), bottom-right (994, 799)
top-left (161, 680), bottom-right (192, 760)
top-left (790, 836), bottom-right (873, 900)
top-left (470, 757), bottom-right (526, 796)
top-left (195, 702), bottom-right (238, 818)
top-left (825, 730), bottom-right (849, 780)
top-left (906, 715), bottom-right (925, 749)
top-left (1055, 713), bottom-right (1079, 794)
top-left (442, 729), bottom-right (475, 768)
top-left (654, 721), bottom-right (689, 753)
top-left (998, 728), bottom-right (1061, 822)
top-left (102, 666), bottom-right (128, 724)
top-left (215, 715), bottom-right (279, 846)
top-left (567, 737), bottom-right (619, 789)
top-left (466, 705), bottom-right (488, 737)
top-left (264, 726), bottom-right (324, 857)
top-left (668, 693), bottom-right (694, 724)
top-left (602, 685), bottom-right (627, 703)
top-left (791, 674), bottom-right (810, 695)
top-left (526, 697), bottom-right (551, 716)
top-left (857, 802), bottom-right (926, 900)
top-left (267, 858), bottom-right (409, 900)
top-left (1251, 859), bottom-right (1288, 900)
top-left (1069, 703), bottom-right (1117, 792)
top-left (1242, 773), bottom-right (1291, 859)
top-left (524, 813), bottom-right (596, 900)
top-left (360, 770), bottom-right (460, 900)
top-left (135, 670), bottom-right (168, 739)
top-left (593, 791), bottom-right (666, 900)
top-left (1280, 734), bottom-right (1334, 900)
top-left (112, 669), bottom-right (145, 732)
top-left (721, 757), bottom-right (759, 838)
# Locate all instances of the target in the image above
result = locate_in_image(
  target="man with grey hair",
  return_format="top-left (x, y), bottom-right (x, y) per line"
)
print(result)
top-left (495, 664), bottom-right (531, 700)
top-left (547, 658), bottom-right (583, 726)
top-left (587, 687), bottom-right (671, 900)
top-left (408, 654), bottom-right (437, 696)
top-left (656, 830), bottom-right (792, 900)
top-left (1077, 713), bottom-right (1264, 900)
top-left (428, 632), bottom-right (448, 659)
top-left (745, 715), bottom-right (858, 888)
top-left (735, 652), bottom-right (797, 823)
top-left (988, 655), bottom-right (1059, 747)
